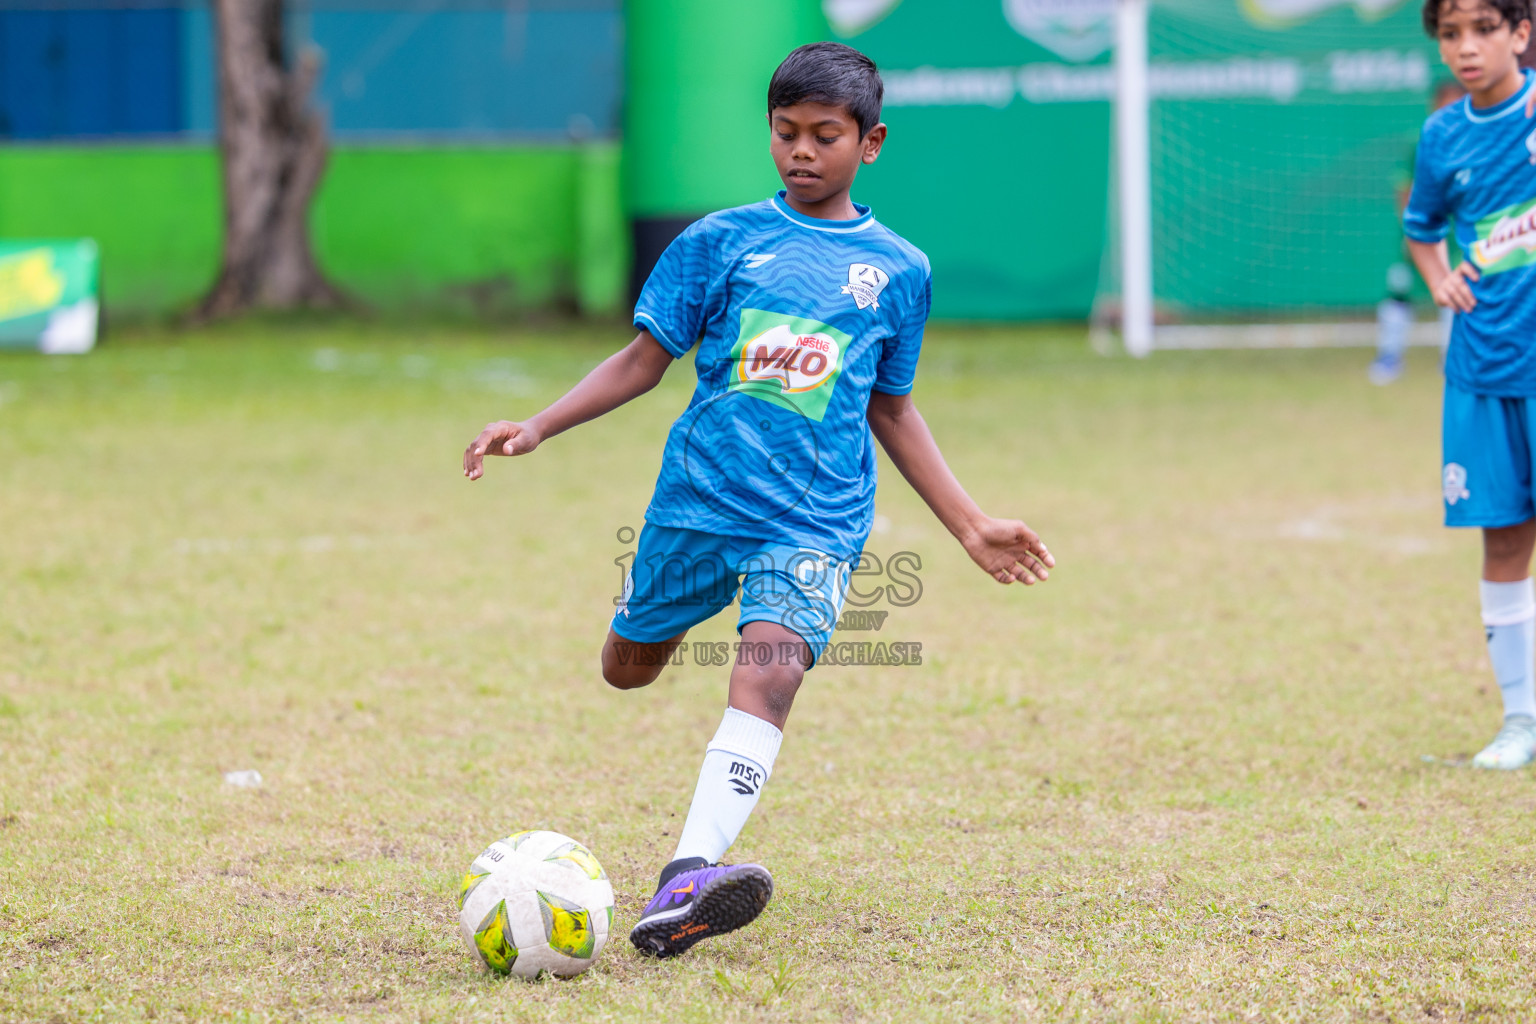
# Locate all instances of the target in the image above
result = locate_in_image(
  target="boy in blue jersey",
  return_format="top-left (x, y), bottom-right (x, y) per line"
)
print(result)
top-left (461, 42), bottom-right (1055, 955)
top-left (1404, 0), bottom-right (1536, 767)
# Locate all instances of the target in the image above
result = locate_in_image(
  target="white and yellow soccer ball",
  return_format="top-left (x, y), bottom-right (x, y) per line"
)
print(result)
top-left (457, 830), bottom-right (615, 979)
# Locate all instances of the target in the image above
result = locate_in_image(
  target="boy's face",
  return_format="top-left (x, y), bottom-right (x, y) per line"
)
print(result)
top-left (1434, 0), bottom-right (1530, 93)
top-left (769, 101), bottom-right (886, 209)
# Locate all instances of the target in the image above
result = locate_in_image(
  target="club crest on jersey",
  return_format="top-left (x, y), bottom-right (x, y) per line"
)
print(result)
top-left (842, 262), bottom-right (889, 311)
top-left (1444, 463), bottom-right (1470, 506)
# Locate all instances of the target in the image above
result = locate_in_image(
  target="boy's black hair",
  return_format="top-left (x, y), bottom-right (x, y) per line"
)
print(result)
top-left (1423, 0), bottom-right (1533, 34)
top-left (767, 42), bottom-right (883, 138)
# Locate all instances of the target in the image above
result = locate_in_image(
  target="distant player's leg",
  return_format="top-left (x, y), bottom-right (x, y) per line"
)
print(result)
top-left (1443, 385), bottom-right (1536, 766)
top-left (1445, 385), bottom-right (1536, 768)
top-left (1369, 264), bottom-right (1413, 385)
top-left (1474, 521), bottom-right (1536, 768)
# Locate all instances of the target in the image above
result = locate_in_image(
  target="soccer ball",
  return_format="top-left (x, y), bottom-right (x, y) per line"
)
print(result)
top-left (457, 829), bottom-right (615, 979)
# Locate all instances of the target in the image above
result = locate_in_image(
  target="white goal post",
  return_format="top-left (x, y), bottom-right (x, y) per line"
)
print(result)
top-left (1116, 0), bottom-right (1155, 358)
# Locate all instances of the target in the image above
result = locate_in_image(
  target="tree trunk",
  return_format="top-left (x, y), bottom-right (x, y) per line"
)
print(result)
top-left (196, 0), bottom-right (347, 320)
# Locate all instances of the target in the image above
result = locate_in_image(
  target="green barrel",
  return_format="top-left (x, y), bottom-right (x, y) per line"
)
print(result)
top-left (624, 0), bottom-right (827, 297)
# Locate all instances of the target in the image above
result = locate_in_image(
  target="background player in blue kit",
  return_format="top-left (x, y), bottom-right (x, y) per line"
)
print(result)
top-left (1368, 78), bottom-right (1464, 386)
top-left (461, 42), bottom-right (1055, 956)
top-left (1404, 0), bottom-right (1536, 767)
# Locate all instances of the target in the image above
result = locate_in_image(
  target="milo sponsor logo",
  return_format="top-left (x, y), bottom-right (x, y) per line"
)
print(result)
top-left (738, 326), bottom-right (838, 391)
top-left (728, 308), bottom-right (851, 422)
top-left (1471, 195), bottom-right (1536, 274)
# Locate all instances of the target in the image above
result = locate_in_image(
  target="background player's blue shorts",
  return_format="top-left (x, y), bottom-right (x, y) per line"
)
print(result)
top-left (612, 525), bottom-right (851, 662)
top-left (1442, 379), bottom-right (1536, 528)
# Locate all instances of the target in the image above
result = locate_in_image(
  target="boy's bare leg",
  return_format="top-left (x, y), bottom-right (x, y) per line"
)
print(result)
top-left (1473, 519), bottom-right (1536, 769)
top-left (1483, 519), bottom-right (1536, 580)
top-left (601, 629), bottom-right (687, 689)
top-left (727, 621), bottom-right (809, 729)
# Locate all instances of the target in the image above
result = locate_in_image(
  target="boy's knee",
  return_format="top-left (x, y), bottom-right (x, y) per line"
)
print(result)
top-left (740, 662), bottom-right (805, 715)
top-left (1484, 521), bottom-right (1536, 568)
top-left (600, 640), bottom-right (666, 689)
top-left (760, 677), bottom-right (800, 720)
top-left (600, 655), bottom-right (653, 690)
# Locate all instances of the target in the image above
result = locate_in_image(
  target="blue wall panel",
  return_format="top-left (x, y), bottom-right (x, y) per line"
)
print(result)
top-left (1, 3), bottom-right (619, 142)
top-left (0, 8), bottom-right (181, 139)
top-left (304, 7), bottom-right (621, 139)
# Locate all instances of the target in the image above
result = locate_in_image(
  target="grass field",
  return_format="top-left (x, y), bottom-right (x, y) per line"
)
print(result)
top-left (2, 323), bottom-right (1533, 1023)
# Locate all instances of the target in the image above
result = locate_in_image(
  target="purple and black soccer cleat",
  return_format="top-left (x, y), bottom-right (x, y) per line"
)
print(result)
top-left (629, 857), bottom-right (774, 958)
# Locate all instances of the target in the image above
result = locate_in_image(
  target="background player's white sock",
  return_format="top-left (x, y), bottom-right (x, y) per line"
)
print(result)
top-left (1481, 578), bottom-right (1536, 720)
top-left (1375, 297), bottom-right (1410, 360)
top-left (671, 707), bottom-right (783, 865)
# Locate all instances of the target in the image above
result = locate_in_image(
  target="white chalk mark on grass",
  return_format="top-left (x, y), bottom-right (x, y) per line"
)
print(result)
top-left (1278, 517), bottom-right (1345, 541)
top-left (1276, 496), bottom-right (1443, 556)
top-left (311, 348), bottom-right (343, 372)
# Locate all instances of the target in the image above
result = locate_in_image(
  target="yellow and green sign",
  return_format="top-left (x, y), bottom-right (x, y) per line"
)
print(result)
top-left (0, 240), bottom-right (99, 353)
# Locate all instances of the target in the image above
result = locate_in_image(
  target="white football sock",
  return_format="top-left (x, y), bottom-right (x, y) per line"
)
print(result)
top-left (671, 708), bottom-right (783, 864)
top-left (1481, 578), bottom-right (1536, 720)
top-left (1376, 298), bottom-right (1411, 359)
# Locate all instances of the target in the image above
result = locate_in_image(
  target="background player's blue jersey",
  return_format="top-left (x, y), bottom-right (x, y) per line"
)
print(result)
top-left (633, 191), bottom-right (931, 560)
top-left (1404, 70), bottom-right (1536, 396)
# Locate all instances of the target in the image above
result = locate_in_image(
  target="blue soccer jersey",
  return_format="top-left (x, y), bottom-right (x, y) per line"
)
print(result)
top-left (1404, 70), bottom-right (1536, 396)
top-left (633, 191), bottom-right (932, 560)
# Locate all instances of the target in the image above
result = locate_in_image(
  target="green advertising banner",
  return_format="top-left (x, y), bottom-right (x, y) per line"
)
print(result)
top-left (830, 0), bottom-right (1441, 320)
top-left (829, 0), bottom-right (1116, 320)
top-left (0, 240), bottom-right (100, 353)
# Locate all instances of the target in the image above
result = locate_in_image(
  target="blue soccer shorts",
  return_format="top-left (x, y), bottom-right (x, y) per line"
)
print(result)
top-left (1442, 379), bottom-right (1536, 528)
top-left (611, 524), bottom-right (852, 662)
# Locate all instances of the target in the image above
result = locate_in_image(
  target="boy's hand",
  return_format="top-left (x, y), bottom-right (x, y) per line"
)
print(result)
top-left (962, 517), bottom-right (1055, 585)
top-left (463, 420), bottom-right (541, 480)
top-left (1431, 261), bottom-right (1480, 313)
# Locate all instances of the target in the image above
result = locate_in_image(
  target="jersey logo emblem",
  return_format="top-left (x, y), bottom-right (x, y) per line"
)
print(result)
top-left (727, 308), bottom-right (850, 422)
top-left (739, 326), bottom-right (839, 392)
top-left (1456, 168), bottom-right (1473, 187)
top-left (1444, 463), bottom-right (1470, 506)
top-left (1469, 195), bottom-right (1536, 273)
top-left (842, 262), bottom-right (889, 311)
top-left (742, 252), bottom-right (777, 269)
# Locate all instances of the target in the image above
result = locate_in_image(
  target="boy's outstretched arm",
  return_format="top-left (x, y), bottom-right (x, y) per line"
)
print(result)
top-left (866, 391), bottom-right (1054, 585)
top-left (463, 330), bottom-right (674, 480)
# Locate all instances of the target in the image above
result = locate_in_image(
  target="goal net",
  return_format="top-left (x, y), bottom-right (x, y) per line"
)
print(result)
top-left (1096, 0), bottom-right (1449, 353)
